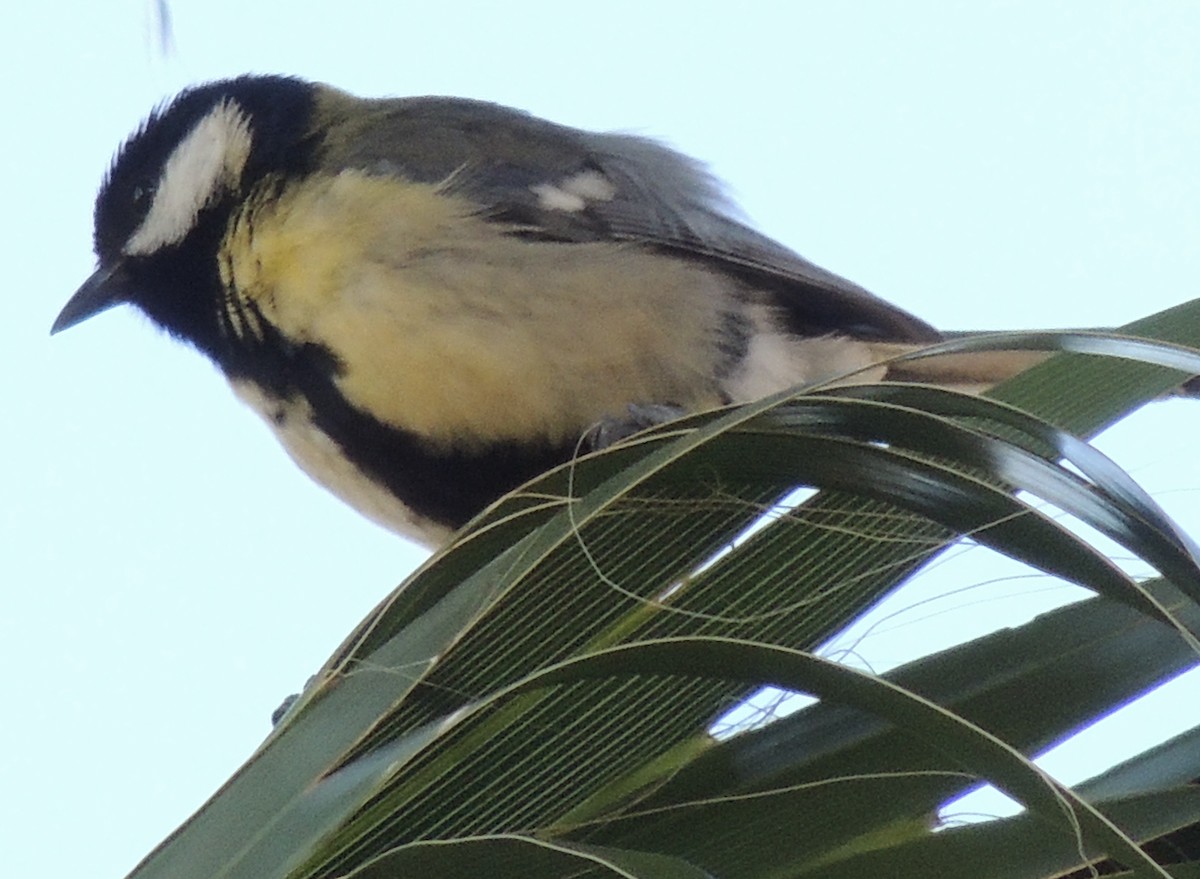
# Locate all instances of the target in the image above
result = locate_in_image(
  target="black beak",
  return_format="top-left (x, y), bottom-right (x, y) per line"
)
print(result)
top-left (52, 262), bottom-right (132, 335)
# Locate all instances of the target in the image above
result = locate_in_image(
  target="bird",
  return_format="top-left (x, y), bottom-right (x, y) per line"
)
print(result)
top-left (53, 75), bottom-right (1042, 548)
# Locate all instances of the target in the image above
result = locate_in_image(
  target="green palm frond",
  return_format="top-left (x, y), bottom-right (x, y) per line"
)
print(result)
top-left (123, 299), bottom-right (1200, 879)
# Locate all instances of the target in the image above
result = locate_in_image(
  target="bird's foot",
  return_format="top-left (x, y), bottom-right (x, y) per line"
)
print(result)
top-left (585, 403), bottom-right (687, 450)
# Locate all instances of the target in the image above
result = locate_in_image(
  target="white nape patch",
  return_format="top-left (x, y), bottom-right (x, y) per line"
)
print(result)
top-left (531, 169), bottom-right (617, 213)
top-left (229, 380), bottom-right (451, 547)
top-left (124, 100), bottom-right (253, 256)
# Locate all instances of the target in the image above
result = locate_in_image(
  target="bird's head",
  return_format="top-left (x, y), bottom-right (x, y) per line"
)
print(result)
top-left (53, 76), bottom-right (316, 346)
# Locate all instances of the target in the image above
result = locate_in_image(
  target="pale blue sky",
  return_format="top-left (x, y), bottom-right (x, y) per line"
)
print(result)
top-left (5, 2), bottom-right (1200, 876)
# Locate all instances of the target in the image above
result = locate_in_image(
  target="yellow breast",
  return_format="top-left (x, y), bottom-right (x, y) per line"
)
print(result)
top-left (220, 171), bottom-right (732, 450)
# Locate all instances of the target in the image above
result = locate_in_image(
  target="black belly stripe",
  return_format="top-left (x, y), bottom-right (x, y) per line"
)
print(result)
top-left (218, 309), bottom-right (578, 531)
top-left (278, 345), bottom-right (572, 532)
top-left (310, 391), bottom-right (573, 531)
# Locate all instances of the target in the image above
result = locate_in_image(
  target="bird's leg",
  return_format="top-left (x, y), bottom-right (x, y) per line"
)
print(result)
top-left (585, 403), bottom-right (688, 450)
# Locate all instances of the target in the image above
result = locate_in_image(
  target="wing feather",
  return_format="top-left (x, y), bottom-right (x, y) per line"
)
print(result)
top-left (317, 93), bottom-right (941, 343)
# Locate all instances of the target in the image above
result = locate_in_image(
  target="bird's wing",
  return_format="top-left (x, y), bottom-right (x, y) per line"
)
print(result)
top-left (581, 130), bottom-right (941, 343)
top-left (320, 95), bottom-right (941, 344)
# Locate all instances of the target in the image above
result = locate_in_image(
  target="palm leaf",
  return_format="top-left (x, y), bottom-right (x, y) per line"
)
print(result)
top-left (121, 299), bottom-right (1200, 879)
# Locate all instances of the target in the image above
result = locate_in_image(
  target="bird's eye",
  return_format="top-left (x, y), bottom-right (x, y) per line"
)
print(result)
top-left (131, 183), bottom-right (153, 209)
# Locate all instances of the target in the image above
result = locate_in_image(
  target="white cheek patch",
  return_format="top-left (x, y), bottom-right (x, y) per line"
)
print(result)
top-left (124, 99), bottom-right (254, 256)
top-left (531, 169), bottom-right (617, 213)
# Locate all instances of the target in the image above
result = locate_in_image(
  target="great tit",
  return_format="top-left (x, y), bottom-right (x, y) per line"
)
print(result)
top-left (53, 75), bottom-right (1038, 547)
